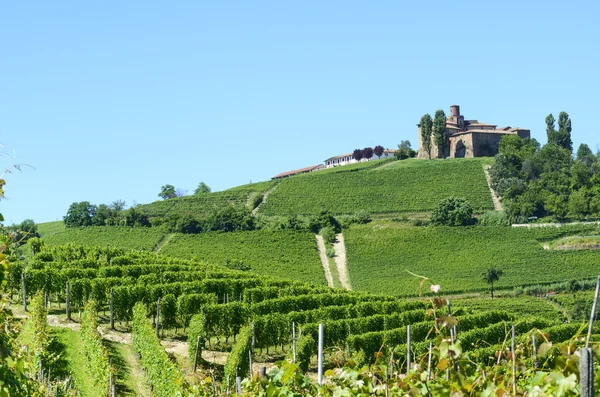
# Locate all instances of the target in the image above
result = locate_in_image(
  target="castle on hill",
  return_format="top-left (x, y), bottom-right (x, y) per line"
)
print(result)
top-left (418, 105), bottom-right (530, 158)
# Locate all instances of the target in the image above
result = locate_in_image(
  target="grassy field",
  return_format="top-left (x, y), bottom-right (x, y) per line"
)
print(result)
top-left (344, 222), bottom-right (600, 296)
top-left (52, 327), bottom-right (97, 397)
top-left (160, 230), bottom-right (324, 285)
top-left (43, 226), bottom-right (164, 251)
top-left (259, 158), bottom-right (494, 216)
top-left (137, 180), bottom-right (275, 218)
top-left (37, 220), bottom-right (65, 237)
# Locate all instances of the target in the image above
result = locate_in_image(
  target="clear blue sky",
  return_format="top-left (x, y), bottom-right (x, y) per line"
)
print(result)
top-left (1, 1), bottom-right (598, 224)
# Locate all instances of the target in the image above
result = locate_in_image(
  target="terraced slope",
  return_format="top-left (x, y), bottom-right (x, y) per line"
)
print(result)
top-left (344, 222), bottom-right (600, 296)
top-left (160, 230), bottom-right (324, 285)
top-left (137, 180), bottom-right (275, 218)
top-left (259, 158), bottom-right (494, 216)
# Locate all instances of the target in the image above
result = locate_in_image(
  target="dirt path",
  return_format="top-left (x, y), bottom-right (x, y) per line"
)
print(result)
top-left (333, 234), bottom-right (352, 290)
top-left (513, 221), bottom-right (600, 228)
top-left (252, 182), bottom-right (280, 215)
top-left (315, 235), bottom-right (334, 288)
top-left (47, 314), bottom-right (81, 331)
top-left (154, 233), bottom-right (175, 252)
top-left (484, 165), bottom-right (503, 211)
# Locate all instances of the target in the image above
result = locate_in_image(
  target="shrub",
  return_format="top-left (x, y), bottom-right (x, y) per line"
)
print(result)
top-left (320, 227), bottom-right (337, 244)
top-left (296, 334), bottom-right (316, 373)
top-left (478, 211), bottom-right (510, 226)
top-left (430, 196), bottom-right (475, 226)
top-left (326, 247), bottom-right (336, 258)
top-left (224, 325), bottom-right (253, 379)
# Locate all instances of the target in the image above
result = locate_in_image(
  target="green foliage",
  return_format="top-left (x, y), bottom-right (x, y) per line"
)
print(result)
top-left (158, 184), bottom-right (177, 200)
top-left (160, 230), bottom-right (324, 284)
top-left (482, 266), bottom-right (503, 298)
top-left (80, 301), bottom-right (111, 395)
top-left (224, 325), bottom-right (252, 379)
top-left (160, 293), bottom-right (177, 331)
top-left (132, 303), bottom-right (186, 396)
top-left (319, 226), bottom-right (336, 244)
top-left (430, 196), bottom-right (475, 226)
top-left (43, 226), bottom-right (164, 251)
top-left (344, 223), bottom-right (600, 295)
top-left (194, 182), bottom-right (211, 195)
top-left (478, 211), bottom-right (510, 226)
top-left (187, 313), bottom-right (206, 363)
top-left (296, 334), bottom-right (316, 373)
top-left (261, 159), bottom-right (493, 215)
top-left (433, 109), bottom-right (448, 158)
top-left (64, 201), bottom-right (97, 227)
top-left (395, 140), bottom-right (415, 160)
top-left (419, 114), bottom-right (433, 158)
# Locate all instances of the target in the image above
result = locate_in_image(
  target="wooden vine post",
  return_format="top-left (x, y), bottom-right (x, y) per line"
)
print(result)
top-left (192, 336), bottom-right (201, 373)
top-left (318, 323), bottom-right (324, 386)
top-left (511, 325), bottom-right (516, 396)
top-left (292, 322), bottom-right (297, 363)
top-left (110, 288), bottom-right (114, 330)
top-left (22, 272), bottom-right (27, 312)
top-left (156, 297), bottom-right (161, 338)
top-left (406, 324), bottom-right (411, 374)
top-left (66, 281), bottom-right (71, 321)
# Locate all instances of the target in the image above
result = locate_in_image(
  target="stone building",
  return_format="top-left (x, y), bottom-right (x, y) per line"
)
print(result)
top-left (418, 105), bottom-right (530, 158)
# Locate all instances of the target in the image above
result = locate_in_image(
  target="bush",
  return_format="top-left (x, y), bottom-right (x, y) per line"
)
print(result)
top-left (187, 314), bottom-right (206, 363)
top-left (478, 211), bottom-right (510, 226)
top-left (430, 196), bottom-right (475, 226)
top-left (326, 247), bottom-right (336, 258)
top-left (224, 325), bottom-right (253, 379)
top-left (320, 226), bottom-right (337, 244)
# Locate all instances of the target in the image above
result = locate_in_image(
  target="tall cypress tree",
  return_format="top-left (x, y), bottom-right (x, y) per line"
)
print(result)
top-left (545, 114), bottom-right (557, 145)
top-left (557, 111), bottom-right (573, 152)
top-left (420, 114), bottom-right (433, 159)
top-left (433, 110), bottom-right (448, 158)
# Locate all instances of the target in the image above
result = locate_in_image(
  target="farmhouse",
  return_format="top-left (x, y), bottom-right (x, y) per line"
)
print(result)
top-left (324, 149), bottom-right (395, 168)
top-left (418, 105), bottom-right (530, 158)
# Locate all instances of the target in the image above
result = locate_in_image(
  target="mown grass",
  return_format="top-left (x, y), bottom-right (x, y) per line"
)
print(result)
top-left (37, 220), bottom-right (65, 237)
top-left (52, 327), bottom-right (96, 397)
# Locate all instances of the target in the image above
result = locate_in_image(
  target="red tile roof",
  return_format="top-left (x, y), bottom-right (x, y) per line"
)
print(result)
top-left (271, 165), bottom-right (322, 179)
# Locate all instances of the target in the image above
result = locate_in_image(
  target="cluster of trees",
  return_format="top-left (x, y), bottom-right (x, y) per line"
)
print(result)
top-left (490, 112), bottom-right (600, 221)
top-left (4, 218), bottom-right (39, 245)
top-left (420, 110), bottom-right (448, 159)
top-left (395, 140), bottom-right (416, 160)
top-left (352, 145), bottom-right (385, 162)
top-left (64, 200), bottom-right (150, 227)
top-left (159, 182), bottom-right (211, 200)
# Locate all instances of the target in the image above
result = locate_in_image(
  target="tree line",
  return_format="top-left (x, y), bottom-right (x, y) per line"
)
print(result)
top-left (490, 112), bottom-right (600, 221)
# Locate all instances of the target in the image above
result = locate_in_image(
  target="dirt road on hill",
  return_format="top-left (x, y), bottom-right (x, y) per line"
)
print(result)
top-left (333, 234), bottom-right (352, 290)
top-left (315, 235), bottom-right (334, 288)
top-left (484, 165), bottom-right (503, 211)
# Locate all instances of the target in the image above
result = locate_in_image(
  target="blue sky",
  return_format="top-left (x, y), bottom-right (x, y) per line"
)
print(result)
top-left (1, 1), bottom-right (598, 224)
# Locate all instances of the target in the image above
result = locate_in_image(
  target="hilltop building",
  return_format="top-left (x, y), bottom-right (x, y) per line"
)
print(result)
top-left (324, 149), bottom-right (396, 168)
top-left (272, 165), bottom-right (324, 180)
top-left (418, 105), bottom-right (530, 158)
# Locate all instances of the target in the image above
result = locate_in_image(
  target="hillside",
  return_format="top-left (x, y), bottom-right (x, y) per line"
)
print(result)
top-left (344, 222), bottom-right (600, 295)
top-left (134, 158), bottom-right (494, 220)
top-left (260, 158), bottom-right (494, 215)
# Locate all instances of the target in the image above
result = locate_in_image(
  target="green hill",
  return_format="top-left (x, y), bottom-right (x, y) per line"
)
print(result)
top-left (344, 222), bottom-right (600, 295)
top-left (259, 158), bottom-right (494, 216)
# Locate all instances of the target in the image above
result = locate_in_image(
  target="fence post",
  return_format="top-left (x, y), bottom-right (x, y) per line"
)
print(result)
top-left (406, 324), bottom-right (411, 373)
top-left (110, 288), bottom-right (114, 330)
top-left (586, 275), bottom-right (600, 348)
top-left (236, 376), bottom-right (242, 395)
top-left (66, 281), bottom-right (71, 321)
top-left (580, 347), bottom-right (594, 397)
top-left (427, 341), bottom-right (432, 381)
top-left (193, 336), bottom-right (201, 373)
top-left (318, 323), bottom-right (324, 386)
top-left (532, 334), bottom-right (538, 369)
top-left (511, 325), bottom-right (516, 396)
top-left (22, 272), bottom-right (27, 312)
top-left (156, 297), bottom-right (161, 338)
top-left (292, 322), bottom-right (297, 363)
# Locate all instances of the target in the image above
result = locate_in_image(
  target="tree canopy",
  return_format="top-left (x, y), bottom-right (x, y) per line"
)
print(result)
top-left (159, 184), bottom-right (177, 200)
top-left (419, 114), bottom-right (433, 158)
top-left (433, 110), bottom-right (448, 158)
top-left (194, 182), bottom-right (211, 195)
top-left (430, 196), bottom-right (475, 226)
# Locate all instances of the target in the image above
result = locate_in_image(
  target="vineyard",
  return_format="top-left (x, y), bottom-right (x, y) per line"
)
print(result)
top-left (43, 226), bottom-right (165, 251)
top-left (345, 222), bottom-right (600, 295)
top-left (9, 242), bottom-right (600, 395)
top-left (259, 158), bottom-right (494, 216)
top-left (159, 230), bottom-right (324, 284)
top-left (137, 180), bottom-right (275, 218)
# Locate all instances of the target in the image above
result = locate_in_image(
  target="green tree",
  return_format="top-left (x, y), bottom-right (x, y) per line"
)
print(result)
top-left (433, 110), bottom-right (448, 158)
top-left (556, 111), bottom-right (573, 151)
top-left (64, 201), bottom-right (97, 227)
top-left (159, 184), bottom-right (177, 200)
top-left (430, 196), bottom-right (475, 226)
top-left (568, 189), bottom-right (589, 219)
top-left (482, 267), bottom-right (503, 299)
top-left (395, 140), bottom-right (414, 160)
top-left (194, 182), bottom-right (211, 195)
top-left (545, 114), bottom-right (557, 144)
top-left (419, 114), bottom-right (433, 158)
top-left (110, 200), bottom-right (127, 212)
top-left (373, 145), bottom-right (385, 159)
